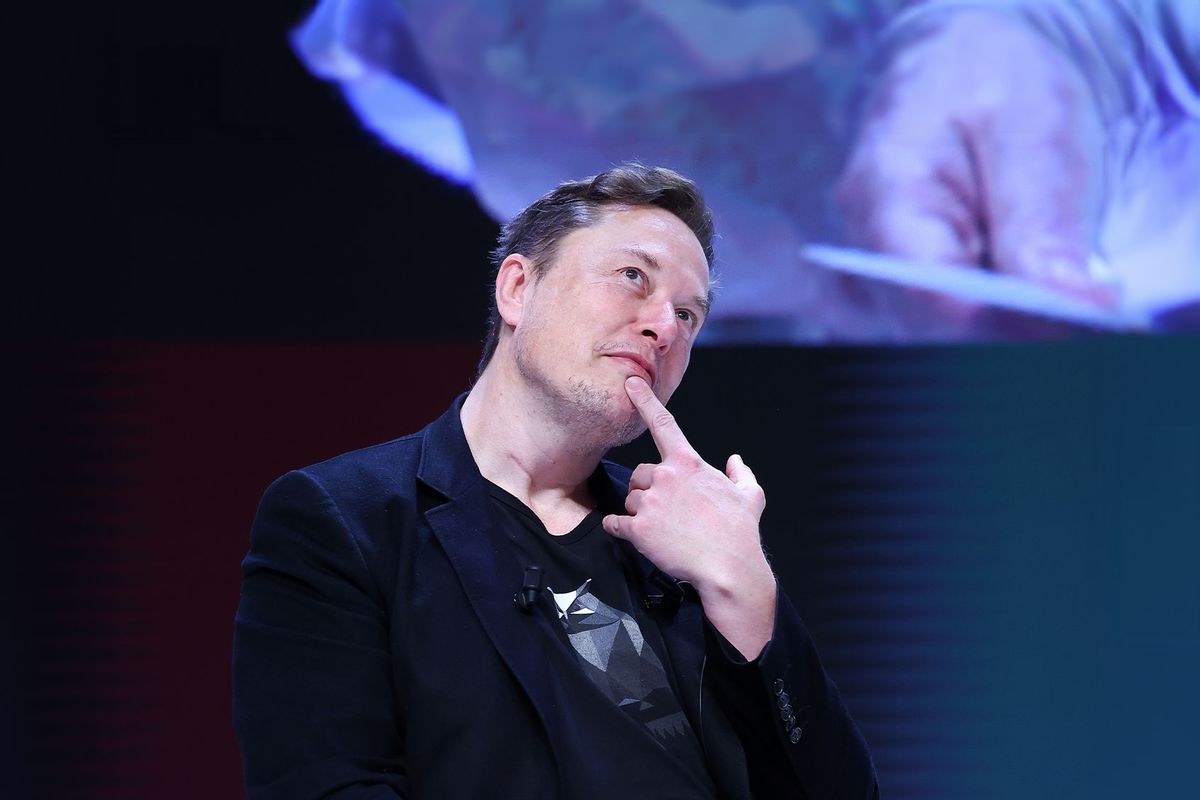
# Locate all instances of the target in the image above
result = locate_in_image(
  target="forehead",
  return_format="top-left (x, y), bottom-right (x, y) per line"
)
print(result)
top-left (556, 205), bottom-right (710, 292)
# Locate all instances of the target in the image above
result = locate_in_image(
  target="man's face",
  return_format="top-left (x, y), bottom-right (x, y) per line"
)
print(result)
top-left (512, 205), bottom-right (710, 445)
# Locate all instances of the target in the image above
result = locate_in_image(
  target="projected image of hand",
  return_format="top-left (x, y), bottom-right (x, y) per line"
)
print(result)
top-left (836, 9), bottom-right (1119, 335)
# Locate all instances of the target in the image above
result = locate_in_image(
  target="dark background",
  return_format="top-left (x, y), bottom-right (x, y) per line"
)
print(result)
top-left (6, 3), bottom-right (1198, 798)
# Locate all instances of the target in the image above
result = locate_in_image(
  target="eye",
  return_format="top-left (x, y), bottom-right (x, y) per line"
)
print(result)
top-left (675, 308), bottom-right (698, 327)
top-left (622, 267), bottom-right (644, 283)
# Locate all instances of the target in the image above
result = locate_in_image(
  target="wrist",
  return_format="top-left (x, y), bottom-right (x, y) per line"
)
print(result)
top-left (696, 557), bottom-right (777, 661)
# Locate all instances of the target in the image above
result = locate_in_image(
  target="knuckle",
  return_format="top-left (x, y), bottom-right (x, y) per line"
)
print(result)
top-left (630, 464), bottom-right (654, 487)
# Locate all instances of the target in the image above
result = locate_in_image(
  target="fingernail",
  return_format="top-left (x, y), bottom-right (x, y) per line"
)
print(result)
top-left (1040, 258), bottom-right (1120, 307)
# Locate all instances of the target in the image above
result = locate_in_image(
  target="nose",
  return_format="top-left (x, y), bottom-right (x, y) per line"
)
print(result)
top-left (639, 300), bottom-right (680, 351)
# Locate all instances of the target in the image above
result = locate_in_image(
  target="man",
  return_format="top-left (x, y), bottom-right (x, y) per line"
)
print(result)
top-left (234, 164), bottom-right (877, 798)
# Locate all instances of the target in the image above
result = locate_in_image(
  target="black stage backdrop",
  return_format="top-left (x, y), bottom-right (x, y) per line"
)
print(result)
top-left (5, 3), bottom-right (1198, 798)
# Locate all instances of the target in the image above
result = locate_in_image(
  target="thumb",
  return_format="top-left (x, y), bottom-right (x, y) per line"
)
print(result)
top-left (725, 453), bottom-right (756, 486)
top-left (992, 237), bottom-right (1118, 309)
top-left (602, 513), bottom-right (631, 540)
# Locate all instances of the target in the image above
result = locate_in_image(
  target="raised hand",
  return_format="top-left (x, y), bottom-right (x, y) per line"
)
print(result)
top-left (603, 376), bottom-right (776, 659)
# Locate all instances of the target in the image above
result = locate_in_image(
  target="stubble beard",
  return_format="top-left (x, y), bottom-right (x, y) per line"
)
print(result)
top-left (515, 339), bottom-right (645, 452)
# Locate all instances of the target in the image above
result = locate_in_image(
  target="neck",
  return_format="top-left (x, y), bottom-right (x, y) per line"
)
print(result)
top-left (460, 358), bottom-right (608, 515)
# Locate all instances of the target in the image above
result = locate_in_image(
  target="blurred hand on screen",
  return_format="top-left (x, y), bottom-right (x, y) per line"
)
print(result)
top-left (836, 9), bottom-right (1118, 329)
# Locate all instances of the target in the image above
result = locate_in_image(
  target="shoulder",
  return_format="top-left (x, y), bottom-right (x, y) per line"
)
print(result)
top-left (283, 393), bottom-right (472, 503)
top-left (248, 428), bottom-right (435, 598)
top-left (255, 427), bottom-right (427, 519)
top-left (255, 424), bottom-right (434, 535)
top-left (298, 430), bottom-right (425, 494)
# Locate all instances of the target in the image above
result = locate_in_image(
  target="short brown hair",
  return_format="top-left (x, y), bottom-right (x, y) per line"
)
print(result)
top-left (476, 163), bottom-right (715, 376)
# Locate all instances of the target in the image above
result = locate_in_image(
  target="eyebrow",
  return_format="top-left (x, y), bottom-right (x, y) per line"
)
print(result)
top-left (619, 246), bottom-right (712, 317)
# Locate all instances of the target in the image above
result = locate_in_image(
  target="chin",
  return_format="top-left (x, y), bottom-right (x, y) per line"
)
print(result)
top-left (592, 393), bottom-right (645, 447)
top-left (560, 378), bottom-right (644, 448)
top-left (609, 411), bottom-right (647, 448)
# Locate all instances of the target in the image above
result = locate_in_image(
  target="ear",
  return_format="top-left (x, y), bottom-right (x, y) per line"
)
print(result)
top-left (495, 254), bottom-right (535, 328)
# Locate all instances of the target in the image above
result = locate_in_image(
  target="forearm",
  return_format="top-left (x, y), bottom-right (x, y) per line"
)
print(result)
top-left (706, 588), bottom-right (879, 800)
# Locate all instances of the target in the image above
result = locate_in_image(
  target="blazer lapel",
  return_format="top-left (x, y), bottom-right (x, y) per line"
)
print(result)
top-left (416, 400), bottom-right (568, 767)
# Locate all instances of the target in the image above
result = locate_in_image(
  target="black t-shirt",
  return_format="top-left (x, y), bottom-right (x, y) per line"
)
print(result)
top-left (487, 474), bottom-right (719, 799)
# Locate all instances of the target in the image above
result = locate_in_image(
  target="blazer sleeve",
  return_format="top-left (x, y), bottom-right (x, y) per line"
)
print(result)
top-left (704, 584), bottom-right (879, 800)
top-left (233, 470), bottom-right (407, 799)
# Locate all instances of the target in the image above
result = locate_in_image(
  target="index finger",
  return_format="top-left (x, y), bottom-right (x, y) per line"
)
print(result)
top-left (624, 376), bottom-right (693, 458)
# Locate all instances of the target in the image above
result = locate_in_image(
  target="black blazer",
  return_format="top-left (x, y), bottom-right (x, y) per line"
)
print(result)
top-left (233, 398), bottom-right (877, 799)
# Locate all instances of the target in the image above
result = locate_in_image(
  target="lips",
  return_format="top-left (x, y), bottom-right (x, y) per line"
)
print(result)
top-left (606, 351), bottom-right (656, 386)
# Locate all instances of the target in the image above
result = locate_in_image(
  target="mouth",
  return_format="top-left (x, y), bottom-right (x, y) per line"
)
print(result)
top-left (605, 352), bottom-right (656, 387)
